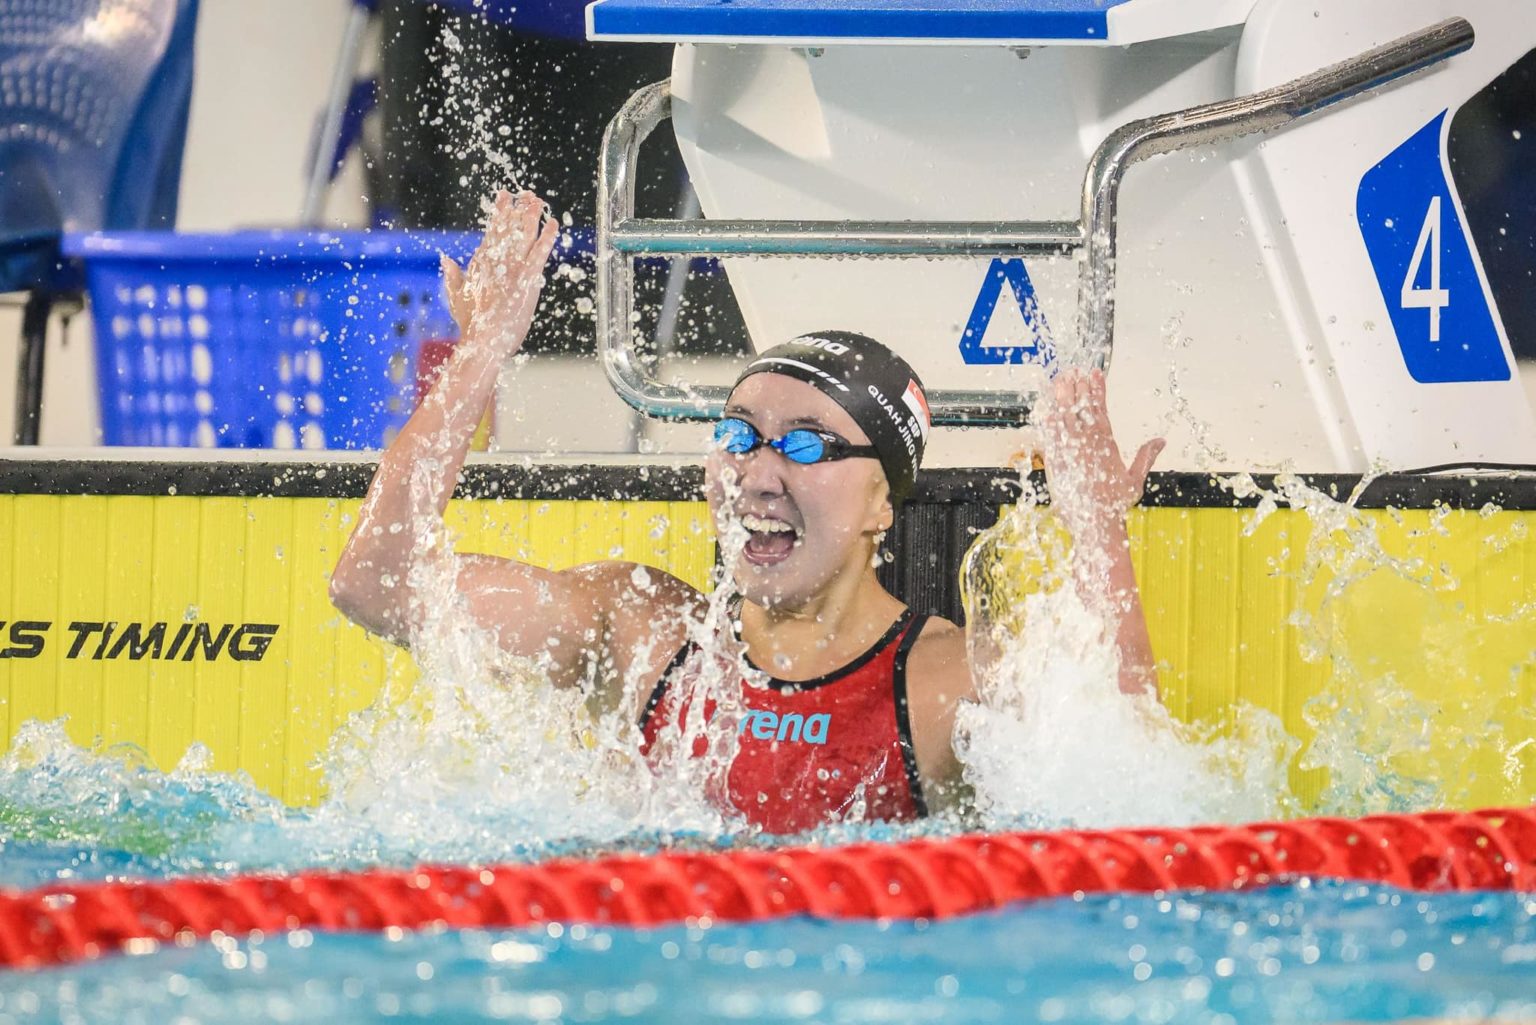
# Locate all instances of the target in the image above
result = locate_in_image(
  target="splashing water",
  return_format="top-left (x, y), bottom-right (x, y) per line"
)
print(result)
top-left (1242, 471), bottom-right (1536, 817)
top-left (0, 721), bottom-right (289, 886)
top-left (3, 426), bottom-right (1525, 881)
top-left (429, 20), bottom-right (522, 215)
top-left (950, 296), bottom-right (1535, 828)
top-left (957, 466), bottom-right (1300, 830)
top-left (5, 111), bottom-right (1532, 886)
top-left (636, 497), bottom-right (749, 828)
top-left (310, 369), bottom-right (734, 859)
top-left (0, 480), bottom-right (746, 887)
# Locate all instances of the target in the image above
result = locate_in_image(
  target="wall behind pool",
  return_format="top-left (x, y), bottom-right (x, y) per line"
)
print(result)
top-left (3, 4), bottom-right (1532, 462)
top-left (0, 1), bottom-right (371, 448)
top-left (0, 0), bottom-right (678, 457)
top-left (0, 459), bottom-right (1531, 812)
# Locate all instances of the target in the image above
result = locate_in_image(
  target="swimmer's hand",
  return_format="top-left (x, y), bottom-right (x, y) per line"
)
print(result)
top-left (1043, 366), bottom-right (1164, 696)
top-left (1042, 367), bottom-right (1164, 534)
top-left (440, 189), bottom-right (560, 356)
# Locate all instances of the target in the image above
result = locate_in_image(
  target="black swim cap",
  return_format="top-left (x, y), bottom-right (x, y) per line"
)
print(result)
top-left (731, 331), bottom-right (931, 502)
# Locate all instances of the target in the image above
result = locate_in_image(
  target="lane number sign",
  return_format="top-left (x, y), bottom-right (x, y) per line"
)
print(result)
top-left (1357, 111), bottom-right (1509, 383)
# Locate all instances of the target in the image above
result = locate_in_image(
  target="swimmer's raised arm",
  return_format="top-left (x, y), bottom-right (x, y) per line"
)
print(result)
top-left (1042, 368), bottom-right (1164, 697)
top-left (329, 190), bottom-right (699, 695)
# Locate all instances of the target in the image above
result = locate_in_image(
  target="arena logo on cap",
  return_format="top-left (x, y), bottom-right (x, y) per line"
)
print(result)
top-left (902, 379), bottom-right (931, 441)
top-left (800, 335), bottom-right (851, 356)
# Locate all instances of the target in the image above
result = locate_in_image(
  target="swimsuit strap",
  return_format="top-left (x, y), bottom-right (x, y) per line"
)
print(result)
top-left (638, 640), bottom-right (695, 731)
top-left (891, 611), bottom-right (931, 817)
top-left (638, 594), bottom-right (744, 730)
top-left (752, 606), bottom-right (915, 691)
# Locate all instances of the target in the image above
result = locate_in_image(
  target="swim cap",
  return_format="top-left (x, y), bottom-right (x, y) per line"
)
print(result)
top-left (731, 331), bottom-right (931, 502)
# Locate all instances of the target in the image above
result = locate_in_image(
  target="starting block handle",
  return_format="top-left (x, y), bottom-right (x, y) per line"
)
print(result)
top-left (597, 18), bottom-right (1474, 425)
top-left (595, 82), bottom-right (1043, 427)
top-left (597, 81), bottom-right (732, 424)
top-left (611, 219), bottom-right (1083, 259)
top-left (1079, 16), bottom-right (1475, 368)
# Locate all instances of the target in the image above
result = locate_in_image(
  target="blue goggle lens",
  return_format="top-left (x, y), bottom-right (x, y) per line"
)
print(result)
top-left (714, 417), bottom-right (758, 454)
top-left (713, 418), bottom-right (830, 465)
top-left (776, 430), bottom-right (826, 463)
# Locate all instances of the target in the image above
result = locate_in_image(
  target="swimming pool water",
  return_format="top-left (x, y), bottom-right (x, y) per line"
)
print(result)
top-left (3, 881), bottom-right (1533, 1024)
top-left (0, 668), bottom-right (1530, 1024)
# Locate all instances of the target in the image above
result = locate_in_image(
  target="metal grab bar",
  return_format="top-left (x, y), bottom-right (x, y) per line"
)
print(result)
top-left (610, 219), bottom-right (1084, 258)
top-left (1078, 16), bottom-right (1475, 365)
top-left (596, 18), bottom-right (1474, 427)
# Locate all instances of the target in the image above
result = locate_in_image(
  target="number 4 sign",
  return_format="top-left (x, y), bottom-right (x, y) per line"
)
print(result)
top-left (1401, 195), bottom-right (1450, 343)
top-left (1357, 111), bottom-right (1509, 383)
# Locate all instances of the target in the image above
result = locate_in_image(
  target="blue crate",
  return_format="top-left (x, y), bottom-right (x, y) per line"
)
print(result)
top-left (64, 230), bottom-right (479, 449)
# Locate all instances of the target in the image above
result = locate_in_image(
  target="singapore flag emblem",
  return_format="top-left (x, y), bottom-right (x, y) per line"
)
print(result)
top-left (902, 379), bottom-right (931, 441)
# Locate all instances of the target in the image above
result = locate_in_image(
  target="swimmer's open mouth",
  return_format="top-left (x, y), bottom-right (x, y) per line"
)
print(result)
top-left (740, 513), bottom-right (801, 565)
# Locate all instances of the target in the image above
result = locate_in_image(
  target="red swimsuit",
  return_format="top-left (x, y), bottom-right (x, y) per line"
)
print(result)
top-left (639, 609), bottom-right (930, 834)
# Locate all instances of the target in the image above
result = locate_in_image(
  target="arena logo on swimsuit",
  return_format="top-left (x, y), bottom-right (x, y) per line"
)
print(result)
top-left (738, 708), bottom-right (831, 745)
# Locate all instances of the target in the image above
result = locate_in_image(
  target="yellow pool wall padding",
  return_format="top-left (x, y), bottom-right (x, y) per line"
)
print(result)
top-left (0, 493), bottom-right (1532, 810)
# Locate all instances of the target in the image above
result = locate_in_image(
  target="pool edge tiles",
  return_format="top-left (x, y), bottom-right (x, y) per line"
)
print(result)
top-left (0, 459), bottom-right (1533, 807)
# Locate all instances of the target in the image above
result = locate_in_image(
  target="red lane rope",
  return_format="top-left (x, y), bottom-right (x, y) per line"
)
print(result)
top-left (2, 805), bottom-right (1533, 969)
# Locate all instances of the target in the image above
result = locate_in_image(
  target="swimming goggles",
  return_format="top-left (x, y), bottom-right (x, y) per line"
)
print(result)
top-left (713, 417), bottom-right (879, 465)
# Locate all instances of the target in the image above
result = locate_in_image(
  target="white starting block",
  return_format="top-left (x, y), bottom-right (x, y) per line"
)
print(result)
top-left (587, 0), bottom-right (1536, 471)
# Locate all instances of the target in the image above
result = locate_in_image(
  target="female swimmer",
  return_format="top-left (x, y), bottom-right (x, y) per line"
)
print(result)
top-left (330, 190), bottom-right (1164, 832)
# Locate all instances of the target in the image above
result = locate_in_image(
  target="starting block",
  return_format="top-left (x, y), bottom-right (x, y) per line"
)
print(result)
top-left (587, 0), bottom-right (1536, 470)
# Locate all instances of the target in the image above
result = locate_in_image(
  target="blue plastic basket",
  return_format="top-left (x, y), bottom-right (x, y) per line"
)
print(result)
top-left (63, 230), bottom-right (479, 448)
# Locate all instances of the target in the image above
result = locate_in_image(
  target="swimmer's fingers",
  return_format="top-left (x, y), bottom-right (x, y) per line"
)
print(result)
top-left (1126, 437), bottom-right (1166, 497)
top-left (484, 209), bottom-right (560, 350)
top-left (1072, 367), bottom-right (1107, 425)
top-left (1045, 367), bottom-right (1104, 452)
top-left (492, 190), bottom-right (549, 267)
top-left (531, 212), bottom-right (559, 274)
top-left (478, 189), bottom-right (540, 258)
top-left (1050, 367), bottom-right (1079, 411)
top-left (513, 207), bottom-right (559, 289)
top-left (1086, 366), bottom-right (1108, 419)
top-left (483, 190), bottom-right (525, 261)
top-left (484, 188), bottom-right (514, 238)
top-left (1044, 366), bottom-right (1150, 515)
top-left (502, 216), bottom-right (558, 320)
top-left (466, 187), bottom-right (553, 291)
top-left (1080, 365), bottom-right (1162, 504)
top-left (462, 191), bottom-right (511, 294)
top-left (439, 253), bottom-right (471, 331)
top-left (485, 190), bottom-right (551, 282)
top-left (1045, 369), bottom-right (1078, 447)
top-left (518, 190), bottom-right (550, 241)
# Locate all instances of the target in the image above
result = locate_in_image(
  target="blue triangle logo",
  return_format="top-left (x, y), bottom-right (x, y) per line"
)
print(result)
top-left (958, 258), bottom-right (1056, 367)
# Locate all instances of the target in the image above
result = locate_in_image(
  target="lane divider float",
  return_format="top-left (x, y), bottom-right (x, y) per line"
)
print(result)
top-left (2, 805), bottom-right (1532, 968)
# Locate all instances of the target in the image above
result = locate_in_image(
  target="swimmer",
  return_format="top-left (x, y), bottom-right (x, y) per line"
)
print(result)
top-left (330, 189), bottom-right (1164, 832)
